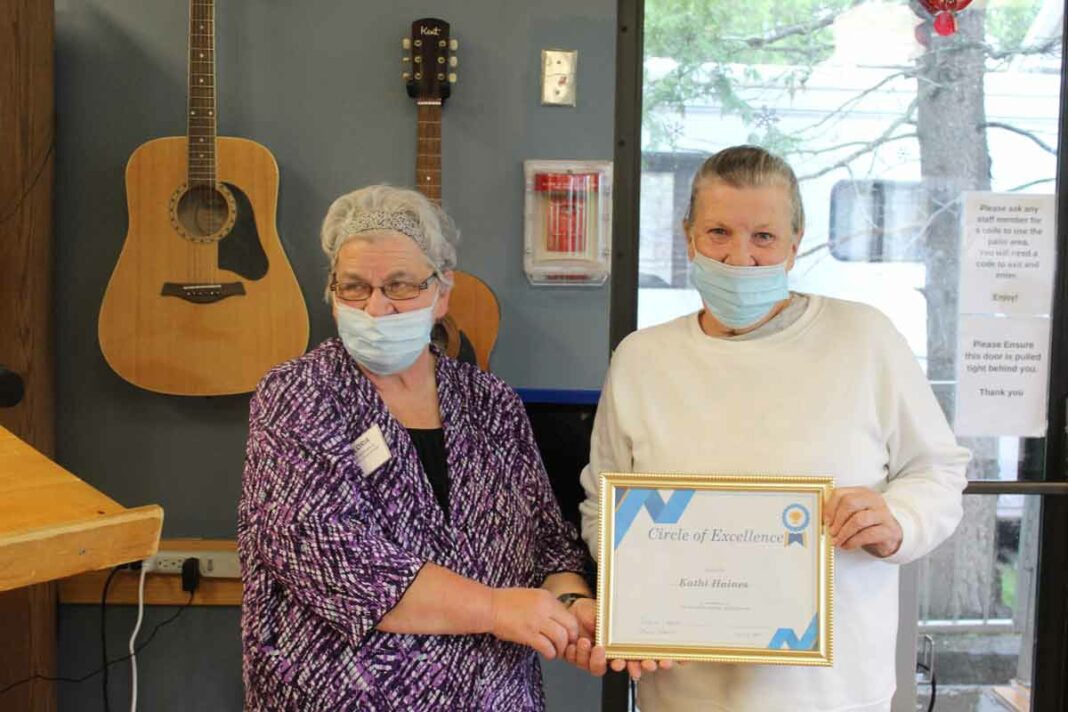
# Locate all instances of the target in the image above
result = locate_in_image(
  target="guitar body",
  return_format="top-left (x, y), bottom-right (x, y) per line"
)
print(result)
top-left (99, 136), bottom-right (309, 395)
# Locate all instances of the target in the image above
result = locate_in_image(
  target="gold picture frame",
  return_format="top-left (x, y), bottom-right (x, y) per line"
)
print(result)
top-left (596, 472), bottom-right (835, 666)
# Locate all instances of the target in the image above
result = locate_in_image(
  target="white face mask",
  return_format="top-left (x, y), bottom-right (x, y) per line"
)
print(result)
top-left (335, 298), bottom-right (437, 375)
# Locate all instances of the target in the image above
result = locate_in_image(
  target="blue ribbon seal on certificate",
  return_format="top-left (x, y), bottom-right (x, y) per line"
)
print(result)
top-left (782, 503), bottom-right (810, 547)
top-left (614, 488), bottom-right (695, 548)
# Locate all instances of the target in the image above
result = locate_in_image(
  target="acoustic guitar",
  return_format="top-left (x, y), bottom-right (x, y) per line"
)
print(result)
top-left (403, 18), bottom-right (500, 370)
top-left (99, 0), bottom-right (308, 396)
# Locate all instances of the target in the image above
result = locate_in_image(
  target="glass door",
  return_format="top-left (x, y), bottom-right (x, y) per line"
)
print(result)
top-left (608, 0), bottom-right (1068, 709)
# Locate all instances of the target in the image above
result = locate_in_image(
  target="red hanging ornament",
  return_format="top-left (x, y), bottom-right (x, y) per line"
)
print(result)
top-left (933, 11), bottom-right (957, 36)
top-left (919, 0), bottom-right (974, 37)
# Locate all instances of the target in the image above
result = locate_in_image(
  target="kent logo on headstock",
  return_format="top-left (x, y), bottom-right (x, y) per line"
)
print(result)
top-left (403, 17), bottom-right (458, 107)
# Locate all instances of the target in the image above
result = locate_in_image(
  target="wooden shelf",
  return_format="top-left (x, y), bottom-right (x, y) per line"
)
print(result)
top-left (0, 425), bottom-right (163, 591)
top-left (58, 538), bottom-right (242, 606)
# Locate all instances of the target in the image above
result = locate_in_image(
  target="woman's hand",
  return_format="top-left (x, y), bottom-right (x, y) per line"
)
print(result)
top-left (488, 588), bottom-right (579, 660)
top-left (562, 598), bottom-right (678, 680)
top-left (825, 487), bottom-right (903, 558)
top-left (609, 657), bottom-right (677, 681)
top-left (563, 598), bottom-right (608, 676)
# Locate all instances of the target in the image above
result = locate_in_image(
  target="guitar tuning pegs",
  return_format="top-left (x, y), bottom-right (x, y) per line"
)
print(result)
top-left (402, 56), bottom-right (410, 63)
top-left (448, 72), bottom-right (457, 84)
top-left (449, 39), bottom-right (459, 51)
top-left (403, 72), bottom-right (412, 80)
top-left (449, 56), bottom-right (458, 67)
top-left (402, 38), bottom-right (411, 49)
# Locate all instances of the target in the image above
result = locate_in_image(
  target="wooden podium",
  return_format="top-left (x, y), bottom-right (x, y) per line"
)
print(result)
top-left (0, 426), bottom-right (163, 592)
top-left (0, 426), bottom-right (163, 708)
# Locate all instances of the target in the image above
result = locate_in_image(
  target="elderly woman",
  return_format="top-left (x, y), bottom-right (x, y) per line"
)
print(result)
top-left (570, 146), bottom-right (970, 711)
top-left (238, 185), bottom-right (593, 710)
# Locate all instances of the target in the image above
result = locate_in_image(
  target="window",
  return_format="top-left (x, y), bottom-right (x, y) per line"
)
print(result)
top-left (829, 179), bottom-right (925, 262)
top-left (624, 1), bottom-right (1066, 708)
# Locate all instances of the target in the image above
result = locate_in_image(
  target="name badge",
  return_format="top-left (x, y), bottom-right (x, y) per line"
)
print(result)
top-left (353, 424), bottom-right (391, 475)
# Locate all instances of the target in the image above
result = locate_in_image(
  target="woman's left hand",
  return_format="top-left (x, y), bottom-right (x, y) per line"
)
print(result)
top-left (563, 598), bottom-right (678, 680)
top-left (825, 487), bottom-right (903, 558)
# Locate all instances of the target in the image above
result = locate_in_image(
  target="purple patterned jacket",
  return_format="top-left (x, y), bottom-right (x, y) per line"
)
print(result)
top-left (238, 339), bottom-right (588, 711)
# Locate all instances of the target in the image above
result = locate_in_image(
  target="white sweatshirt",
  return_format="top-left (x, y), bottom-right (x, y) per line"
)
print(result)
top-left (578, 295), bottom-right (970, 712)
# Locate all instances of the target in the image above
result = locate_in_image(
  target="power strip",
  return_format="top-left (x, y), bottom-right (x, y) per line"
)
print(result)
top-left (143, 550), bottom-right (240, 578)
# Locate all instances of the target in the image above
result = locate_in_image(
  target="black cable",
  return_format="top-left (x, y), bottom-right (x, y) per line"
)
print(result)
top-left (0, 590), bottom-right (194, 697)
top-left (100, 566), bottom-right (121, 712)
top-left (0, 142), bottom-right (55, 228)
top-left (124, 592), bottom-right (195, 659)
top-left (917, 661), bottom-right (937, 712)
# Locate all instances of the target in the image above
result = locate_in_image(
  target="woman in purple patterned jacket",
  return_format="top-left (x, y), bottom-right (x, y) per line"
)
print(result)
top-left (238, 185), bottom-right (595, 711)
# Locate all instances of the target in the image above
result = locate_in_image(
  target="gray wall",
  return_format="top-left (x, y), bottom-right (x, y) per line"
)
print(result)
top-left (53, 1), bottom-right (614, 709)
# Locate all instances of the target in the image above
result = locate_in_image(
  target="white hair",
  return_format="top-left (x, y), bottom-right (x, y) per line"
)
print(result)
top-left (320, 185), bottom-right (459, 301)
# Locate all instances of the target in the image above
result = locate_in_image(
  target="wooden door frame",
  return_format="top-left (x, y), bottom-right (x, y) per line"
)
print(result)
top-left (0, 1), bottom-right (57, 710)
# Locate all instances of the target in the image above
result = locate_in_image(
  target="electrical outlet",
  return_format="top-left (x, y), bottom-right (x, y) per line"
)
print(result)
top-left (143, 550), bottom-right (241, 578)
top-left (541, 49), bottom-right (577, 106)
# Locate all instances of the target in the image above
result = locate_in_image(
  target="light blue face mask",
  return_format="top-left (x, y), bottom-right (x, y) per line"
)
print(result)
top-left (335, 298), bottom-right (437, 375)
top-left (689, 252), bottom-right (790, 329)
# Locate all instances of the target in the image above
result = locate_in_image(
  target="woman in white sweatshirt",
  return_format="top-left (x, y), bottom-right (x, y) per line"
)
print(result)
top-left (567, 146), bottom-right (971, 711)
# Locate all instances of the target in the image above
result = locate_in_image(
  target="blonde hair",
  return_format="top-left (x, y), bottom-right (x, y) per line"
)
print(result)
top-left (683, 145), bottom-right (804, 236)
top-left (320, 185), bottom-right (459, 302)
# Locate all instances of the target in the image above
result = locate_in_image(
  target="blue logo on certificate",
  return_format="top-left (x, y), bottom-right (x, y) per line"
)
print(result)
top-left (768, 614), bottom-right (819, 650)
top-left (782, 503), bottom-right (810, 547)
top-left (613, 488), bottom-right (695, 548)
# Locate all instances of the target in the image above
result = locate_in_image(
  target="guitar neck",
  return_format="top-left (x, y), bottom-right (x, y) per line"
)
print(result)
top-left (416, 102), bottom-right (442, 205)
top-left (188, 0), bottom-right (218, 187)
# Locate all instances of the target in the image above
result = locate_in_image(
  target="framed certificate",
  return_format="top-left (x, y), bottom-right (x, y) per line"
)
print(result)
top-left (596, 472), bottom-right (834, 666)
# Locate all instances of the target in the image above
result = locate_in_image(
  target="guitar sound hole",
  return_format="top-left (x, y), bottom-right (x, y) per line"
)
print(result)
top-left (174, 184), bottom-right (235, 242)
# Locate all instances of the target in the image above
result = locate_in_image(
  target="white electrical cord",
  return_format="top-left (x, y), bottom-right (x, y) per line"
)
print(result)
top-left (128, 563), bottom-right (148, 712)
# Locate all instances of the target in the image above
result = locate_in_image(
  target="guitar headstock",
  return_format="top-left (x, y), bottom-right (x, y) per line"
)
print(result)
top-left (402, 18), bottom-right (458, 104)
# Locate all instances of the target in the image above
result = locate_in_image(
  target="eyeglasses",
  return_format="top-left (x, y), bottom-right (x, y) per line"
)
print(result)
top-left (329, 273), bottom-right (438, 302)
